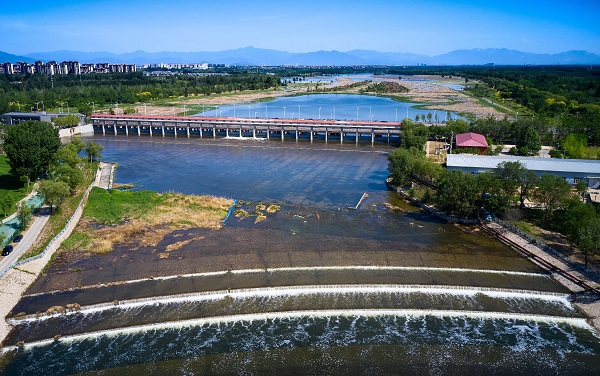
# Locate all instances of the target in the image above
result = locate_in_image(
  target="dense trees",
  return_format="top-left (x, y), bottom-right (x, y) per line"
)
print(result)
top-left (0, 71), bottom-right (281, 115)
top-left (2, 121), bottom-right (61, 186)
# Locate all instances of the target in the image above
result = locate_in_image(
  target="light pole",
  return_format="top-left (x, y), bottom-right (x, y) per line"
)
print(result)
top-left (298, 105), bottom-right (301, 119)
top-left (248, 105), bottom-right (251, 118)
top-left (255, 111), bottom-right (257, 119)
top-left (216, 105), bottom-right (219, 117)
top-left (318, 107), bottom-right (321, 120)
top-left (183, 105), bottom-right (187, 116)
top-left (283, 106), bottom-right (286, 119)
top-left (333, 106), bottom-right (335, 120)
top-left (406, 107), bottom-right (408, 120)
top-left (369, 107), bottom-right (372, 122)
top-left (66, 101), bottom-right (69, 114)
top-left (395, 108), bottom-right (398, 122)
top-left (356, 107), bottom-right (359, 121)
top-left (233, 104), bottom-right (236, 118)
top-left (265, 105), bottom-right (268, 119)
top-left (143, 103), bottom-right (146, 115)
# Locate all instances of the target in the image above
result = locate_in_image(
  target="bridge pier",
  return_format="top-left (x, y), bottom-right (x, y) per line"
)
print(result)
top-left (114, 125), bottom-right (117, 136)
top-left (125, 124), bottom-right (129, 136)
top-left (161, 123), bottom-right (165, 137)
top-left (296, 126), bottom-right (299, 142)
top-left (102, 124), bottom-right (106, 135)
top-left (212, 125), bottom-right (216, 139)
top-left (340, 129), bottom-right (343, 144)
top-left (149, 126), bottom-right (153, 136)
top-left (138, 126), bottom-right (141, 136)
top-left (253, 126), bottom-right (256, 138)
top-left (187, 127), bottom-right (190, 138)
top-left (356, 130), bottom-right (358, 145)
top-left (371, 130), bottom-right (374, 146)
top-left (325, 127), bottom-right (328, 143)
top-left (267, 126), bottom-right (270, 140)
top-left (281, 127), bottom-right (284, 142)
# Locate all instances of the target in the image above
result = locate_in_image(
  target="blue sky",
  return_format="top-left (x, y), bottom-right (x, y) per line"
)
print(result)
top-left (1, 0), bottom-right (599, 55)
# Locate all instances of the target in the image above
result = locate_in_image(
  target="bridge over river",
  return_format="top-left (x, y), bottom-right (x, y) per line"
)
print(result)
top-left (91, 114), bottom-right (403, 145)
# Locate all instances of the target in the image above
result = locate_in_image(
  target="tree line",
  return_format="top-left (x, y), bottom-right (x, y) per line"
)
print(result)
top-left (388, 147), bottom-right (600, 267)
top-left (0, 71), bottom-right (280, 116)
top-left (2, 121), bottom-right (103, 230)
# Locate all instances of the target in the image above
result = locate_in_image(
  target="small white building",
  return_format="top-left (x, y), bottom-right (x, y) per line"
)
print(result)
top-left (446, 154), bottom-right (600, 189)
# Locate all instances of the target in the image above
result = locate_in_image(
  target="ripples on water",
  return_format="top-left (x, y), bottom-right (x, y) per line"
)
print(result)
top-left (3, 314), bottom-right (599, 375)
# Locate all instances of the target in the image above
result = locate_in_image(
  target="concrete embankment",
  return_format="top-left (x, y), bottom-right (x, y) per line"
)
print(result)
top-left (58, 124), bottom-right (94, 138)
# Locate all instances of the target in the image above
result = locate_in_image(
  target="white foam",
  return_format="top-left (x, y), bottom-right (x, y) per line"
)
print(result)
top-left (3, 309), bottom-right (593, 353)
top-left (10, 284), bottom-right (572, 324)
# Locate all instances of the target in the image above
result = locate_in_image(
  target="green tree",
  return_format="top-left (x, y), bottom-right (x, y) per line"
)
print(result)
top-left (401, 123), bottom-right (429, 152)
top-left (533, 174), bottom-right (571, 220)
top-left (476, 172), bottom-right (510, 215)
top-left (577, 217), bottom-right (600, 269)
top-left (0, 194), bottom-right (14, 217)
top-left (17, 203), bottom-right (33, 229)
top-left (53, 144), bottom-right (82, 169)
top-left (388, 148), bottom-right (415, 186)
top-left (517, 126), bottom-right (542, 156)
top-left (2, 121), bottom-right (61, 186)
top-left (435, 170), bottom-right (479, 218)
top-left (86, 142), bottom-right (104, 163)
top-left (52, 164), bottom-right (84, 192)
top-left (53, 115), bottom-right (81, 127)
top-left (38, 180), bottom-right (70, 214)
top-left (562, 134), bottom-right (587, 159)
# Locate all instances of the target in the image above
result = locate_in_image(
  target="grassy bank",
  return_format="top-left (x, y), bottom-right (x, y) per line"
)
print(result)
top-left (61, 189), bottom-right (233, 254)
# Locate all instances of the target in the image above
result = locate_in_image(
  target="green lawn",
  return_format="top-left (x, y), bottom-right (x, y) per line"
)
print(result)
top-left (0, 154), bottom-right (32, 218)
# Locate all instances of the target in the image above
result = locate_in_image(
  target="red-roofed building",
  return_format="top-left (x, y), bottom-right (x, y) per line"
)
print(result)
top-left (454, 132), bottom-right (488, 155)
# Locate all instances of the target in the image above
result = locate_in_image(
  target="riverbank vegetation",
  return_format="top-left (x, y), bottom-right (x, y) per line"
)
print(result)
top-left (61, 189), bottom-right (233, 254)
top-left (388, 147), bottom-right (600, 268)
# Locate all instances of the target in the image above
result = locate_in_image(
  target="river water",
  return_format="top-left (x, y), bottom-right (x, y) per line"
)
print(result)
top-left (1, 135), bottom-right (599, 375)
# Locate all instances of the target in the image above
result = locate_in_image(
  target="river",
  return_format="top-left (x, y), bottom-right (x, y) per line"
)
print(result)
top-left (1, 135), bottom-right (599, 375)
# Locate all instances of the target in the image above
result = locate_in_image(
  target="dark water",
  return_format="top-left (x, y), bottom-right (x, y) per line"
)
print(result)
top-left (1, 136), bottom-right (599, 375)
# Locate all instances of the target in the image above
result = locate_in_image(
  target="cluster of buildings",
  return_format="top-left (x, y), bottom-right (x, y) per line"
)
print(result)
top-left (1, 61), bottom-right (137, 75)
top-left (0, 111), bottom-right (85, 126)
top-left (447, 132), bottom-right (600, 190)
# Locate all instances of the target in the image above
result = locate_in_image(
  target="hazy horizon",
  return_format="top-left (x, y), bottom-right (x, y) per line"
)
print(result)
top-left (2, 0), bottom-right (599, 56)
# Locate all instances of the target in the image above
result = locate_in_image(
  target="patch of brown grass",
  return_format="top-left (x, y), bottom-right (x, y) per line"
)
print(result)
top-left (65, 193), bottom-right (233, 254)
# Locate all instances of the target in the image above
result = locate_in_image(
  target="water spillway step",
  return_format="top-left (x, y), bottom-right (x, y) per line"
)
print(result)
top-left (3, 284), bottom-right (582, 346)
top-left (12, 266), bottom-right (563, 317)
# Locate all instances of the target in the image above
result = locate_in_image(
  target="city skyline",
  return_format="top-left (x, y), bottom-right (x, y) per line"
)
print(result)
top-left (1, 0), bottom-right (599, 56)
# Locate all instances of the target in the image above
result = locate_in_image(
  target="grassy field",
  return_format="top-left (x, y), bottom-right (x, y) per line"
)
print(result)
top-left (0, 154), bottom-right (33, 218)
top-left (61, 188), bottom-right (233, 254)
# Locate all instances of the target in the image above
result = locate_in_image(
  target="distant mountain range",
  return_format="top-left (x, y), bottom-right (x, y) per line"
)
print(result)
top-left (2, 47), bottom-right (600, 66)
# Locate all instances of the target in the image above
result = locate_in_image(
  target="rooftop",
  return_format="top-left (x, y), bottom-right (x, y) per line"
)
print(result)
top-left (455, 132), bottom-right (488, 148)
top-left (447, 154), bottom-right (600, 175)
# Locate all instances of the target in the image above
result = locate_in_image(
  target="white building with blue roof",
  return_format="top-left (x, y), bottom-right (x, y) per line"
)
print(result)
top-left (446, 154), bottom-right (600, 189)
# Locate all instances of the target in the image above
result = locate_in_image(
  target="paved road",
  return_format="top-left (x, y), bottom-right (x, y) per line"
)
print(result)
top-left (0, 207), bottom-right (50, 276)
top-left (98, 162), bottom-right (115, 189)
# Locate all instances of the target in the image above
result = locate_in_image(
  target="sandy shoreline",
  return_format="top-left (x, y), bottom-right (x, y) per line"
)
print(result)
top-left (110, 75), bottom-right (506, 120)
